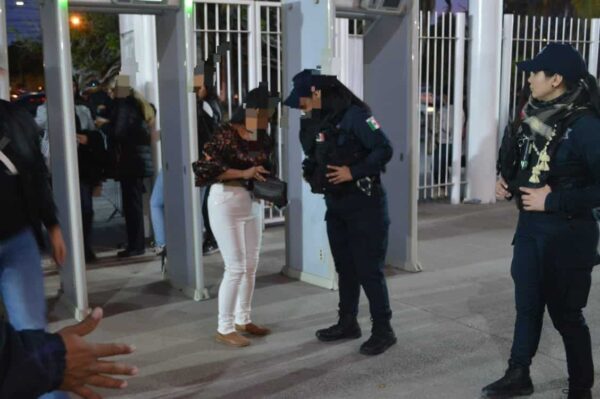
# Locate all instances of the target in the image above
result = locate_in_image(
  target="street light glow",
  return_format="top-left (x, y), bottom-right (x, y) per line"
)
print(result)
top-left (70, 15), bottom-right (82, 27)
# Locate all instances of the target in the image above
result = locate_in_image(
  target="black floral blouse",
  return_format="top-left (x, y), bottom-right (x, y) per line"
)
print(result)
top-left (192, 123), bottom-right (273, 187)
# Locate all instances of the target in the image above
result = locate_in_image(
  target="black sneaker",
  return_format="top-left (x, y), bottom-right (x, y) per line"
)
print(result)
top-left (481, 363), bottom-right (534, 398)
top-left (563, 388), bottom-right (592, 399)
top-left (359, 322), bottom-right (396, 355)
top-left (316, 314), bottom-right (362, 342)
top-left (202, 240), bottom-right (219, 255)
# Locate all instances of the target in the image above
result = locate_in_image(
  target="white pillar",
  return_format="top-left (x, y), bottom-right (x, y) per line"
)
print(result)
top-left (451, 13), bottom-right (466, 205)
top-left (40, 0), bottom-right (88, 320)
top-left (466, 0), bottom-right (503, 204)
top-left (588, 19), bottom-right (600, 78)
top-left (0, 0), bottom-right (9, 100)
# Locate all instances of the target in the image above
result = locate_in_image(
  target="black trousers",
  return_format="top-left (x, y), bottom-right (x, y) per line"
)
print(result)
top-left (79, 181), bottom-right (94, 255)
top-left (325, 188), bottom-right (392, 324)
top-left (120, 177), bottom-right (145, 251)
top-left (510, 213), bottom-right (594, 390)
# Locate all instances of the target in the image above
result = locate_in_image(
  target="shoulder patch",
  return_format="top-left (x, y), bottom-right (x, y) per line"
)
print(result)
top-left (366, 116), bottom-right (380, 131)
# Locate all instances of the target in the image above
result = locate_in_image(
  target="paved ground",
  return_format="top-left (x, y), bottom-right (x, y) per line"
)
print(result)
top-left (43, 197), bottom-right (600, 399)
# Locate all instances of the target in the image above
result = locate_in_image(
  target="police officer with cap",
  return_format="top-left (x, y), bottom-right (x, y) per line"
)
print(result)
top-left (484, 43), bottom-right (600, 399)
top-left (284, 71), bottom-right (397, 355)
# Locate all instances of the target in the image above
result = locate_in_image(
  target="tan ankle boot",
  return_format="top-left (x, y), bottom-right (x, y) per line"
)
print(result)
top-left (215, 332), bottom-right (251, 347)
top-left (235, 323), bottom-right (271, 336)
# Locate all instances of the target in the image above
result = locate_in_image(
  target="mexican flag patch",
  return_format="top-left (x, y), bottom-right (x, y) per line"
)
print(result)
top-left (366, 116), bottom-right (381, 131)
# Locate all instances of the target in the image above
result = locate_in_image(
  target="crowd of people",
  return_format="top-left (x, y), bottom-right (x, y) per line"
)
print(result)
top-left (1, 43), bottom-right (600, 399)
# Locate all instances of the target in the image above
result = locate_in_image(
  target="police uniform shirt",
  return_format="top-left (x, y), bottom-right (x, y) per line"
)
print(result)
top-left (336, 105), bottom-right (393, 179)
top-left (544, 114), bottom-right (600, 217)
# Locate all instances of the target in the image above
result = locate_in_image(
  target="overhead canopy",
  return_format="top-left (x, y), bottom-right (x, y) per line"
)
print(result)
top-left (68, 0), bottom-right (179, 14)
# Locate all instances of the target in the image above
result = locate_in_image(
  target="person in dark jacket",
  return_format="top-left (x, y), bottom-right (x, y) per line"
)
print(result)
top-left (75, 113), bottom-right (107, 262)
top-left (193, 61), bottom-right (223, 255)
top-left (483, 43), bottom-right (600, 399)
top-left (106, 75), bottom-right (154, 257)
top-left (284, 72), bottom-right (397, 356)
top-left (0, 307), bottom-right (138, 399)
top-left (0, 99), bottom-right (68, 399)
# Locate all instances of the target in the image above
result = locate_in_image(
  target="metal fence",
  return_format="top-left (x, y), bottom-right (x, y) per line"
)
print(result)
top-left (500, 15), bottom-right (600, 133)
top-left (195, 0), bottom-right (284, 224)
top-left (417, 11), bottom-right (466, 202)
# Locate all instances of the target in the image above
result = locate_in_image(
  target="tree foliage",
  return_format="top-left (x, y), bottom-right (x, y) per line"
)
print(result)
top-left (69, 13), bottom-right (121, 86)
top-left (8, 39), bottom-right (44, 87)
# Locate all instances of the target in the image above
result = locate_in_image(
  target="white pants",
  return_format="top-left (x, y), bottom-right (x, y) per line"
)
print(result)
top-left (209, 184), bottom-right (263, 334)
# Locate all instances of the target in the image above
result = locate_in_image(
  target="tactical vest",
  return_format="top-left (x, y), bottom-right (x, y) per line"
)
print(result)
top-left (300, 117), bottom-right (368, 195)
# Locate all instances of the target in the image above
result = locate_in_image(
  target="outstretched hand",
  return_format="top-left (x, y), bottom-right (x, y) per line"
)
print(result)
top-left (58, 308), bottom-right (138, 399)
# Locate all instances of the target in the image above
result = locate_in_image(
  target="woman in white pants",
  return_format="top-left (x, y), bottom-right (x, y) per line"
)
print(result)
top-left (193, 86), bottom-right (274, 347)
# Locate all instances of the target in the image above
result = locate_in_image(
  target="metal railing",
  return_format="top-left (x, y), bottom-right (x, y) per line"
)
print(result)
top-left (499, 15), bottom-right (600, 136)
top-left (417, 11), bottom-right (466, 203)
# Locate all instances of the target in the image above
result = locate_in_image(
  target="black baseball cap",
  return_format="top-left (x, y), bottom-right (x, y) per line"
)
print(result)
top-left (517, 43), bottom-right (587, 82)
top-left (283, 69), bottom-right (318, 108)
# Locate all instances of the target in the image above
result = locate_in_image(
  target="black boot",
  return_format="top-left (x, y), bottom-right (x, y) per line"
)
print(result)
top-left (564, 388), bottom-right (592, 399)
top-left (315, 313), bottom-right (362, 342)
top-left (359, 320), bottom-right (397, 356)
top-left (481, 363), bottom-right (534, 398)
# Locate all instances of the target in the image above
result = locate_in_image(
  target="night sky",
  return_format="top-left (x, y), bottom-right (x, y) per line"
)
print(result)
top-left (6, 0), bottom-right (41, 44)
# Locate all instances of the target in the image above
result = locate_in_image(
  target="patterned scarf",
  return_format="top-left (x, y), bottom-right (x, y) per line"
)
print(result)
top-left (520, 86), bottom-right (585, 183)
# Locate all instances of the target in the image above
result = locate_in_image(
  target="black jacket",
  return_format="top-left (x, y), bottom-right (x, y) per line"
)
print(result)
top-left (0, 100), bottom-right (59, 245)
top-left (106, 96), bottom-right (153, 179)
top-left (508, 113), bottom-right (600, 270)
top-left (197, 97), bottom-right (222, 156)
top-left (0, 318), bottom-right (66, 398)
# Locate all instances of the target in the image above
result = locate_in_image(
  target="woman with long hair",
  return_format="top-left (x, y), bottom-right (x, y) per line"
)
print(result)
top-left (484, 43), bottom-right (600, 399)
top-left (284, 73), bottom-right (397, 356)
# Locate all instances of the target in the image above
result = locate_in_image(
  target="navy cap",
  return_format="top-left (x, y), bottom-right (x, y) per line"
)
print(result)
top-left (517, 43), bottom-right (587, 82)
top-left (283, 69), bottom-right (319, 108)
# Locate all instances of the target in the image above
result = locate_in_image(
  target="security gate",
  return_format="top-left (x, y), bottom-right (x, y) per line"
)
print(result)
top-left (195, 0), bottom-right (284, 224)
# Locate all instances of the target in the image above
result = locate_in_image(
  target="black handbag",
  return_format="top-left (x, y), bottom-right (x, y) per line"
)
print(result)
top-left (251, 176), bottom-right (288, 209)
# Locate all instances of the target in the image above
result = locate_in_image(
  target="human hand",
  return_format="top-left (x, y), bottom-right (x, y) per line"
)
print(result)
top-left (76, 135), bottom-right (89, 145)
top-left (520, 185), bottom-right (551, 212)
top-left (326, 165), bottom-right (353, 184)
top-left (243, 166), bottom-right (269, 182)
top-left (496, 177), bottom-right (511, 200)
top-left (58, 307), bottom-right (138, 399)
top-left (47, 225), bottom-right (67, 267)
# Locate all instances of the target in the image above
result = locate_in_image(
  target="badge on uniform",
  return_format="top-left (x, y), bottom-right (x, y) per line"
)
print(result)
top-left (366, 116), bottom-right (380, 132)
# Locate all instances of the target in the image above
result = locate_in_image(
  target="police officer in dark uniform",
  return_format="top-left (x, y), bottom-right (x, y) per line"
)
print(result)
top-left (483, 43), bottom-right (600, 399)
top-left (284, 71), bottom-right (396, 355)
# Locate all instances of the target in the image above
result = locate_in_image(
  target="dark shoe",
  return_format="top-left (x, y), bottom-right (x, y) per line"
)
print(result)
top-left (117, 249), bottom-right (145, 258)
top-left (84, 250), bottom-right (97, 263)
top-left (202, 239), bottom-right (219, 255)
top-left (481, 364), bottom-right (534, 398)
top-left (316, 313), bottom-right (362, 342)
top-left (563, 388), bottom-right (592, 399)
top-left (359, 321), bottom-right (396, 355)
